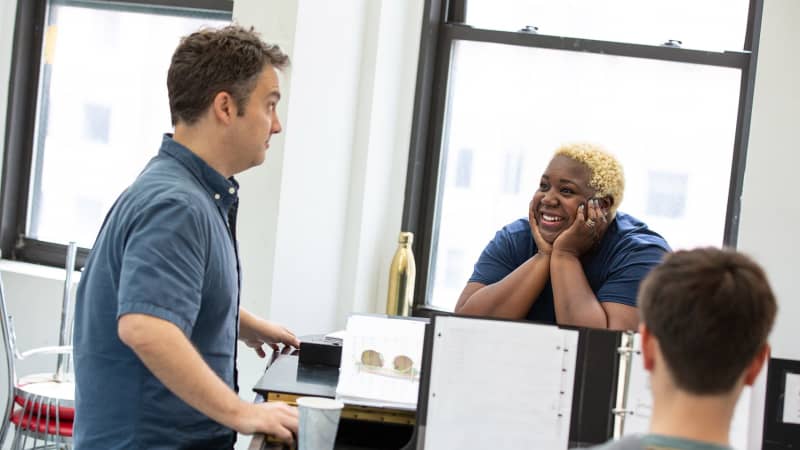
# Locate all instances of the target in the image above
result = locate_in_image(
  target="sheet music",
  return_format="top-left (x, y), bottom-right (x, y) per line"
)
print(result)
top-left (423, 316), bottom-right (578, 450)
top-left (335, 315), bottom-right (425, 410)
top-left (622, 334), bottom-right (751, 447)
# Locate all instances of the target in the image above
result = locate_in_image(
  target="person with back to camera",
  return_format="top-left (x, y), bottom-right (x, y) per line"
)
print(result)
top-left (588, 247), bottom-right (777, 449)
top-left (455, 143), bottom-right (670, 330)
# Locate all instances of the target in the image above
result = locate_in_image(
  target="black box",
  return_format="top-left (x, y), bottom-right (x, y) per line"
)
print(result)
top-left (298, 334), bottom-right (343, 368)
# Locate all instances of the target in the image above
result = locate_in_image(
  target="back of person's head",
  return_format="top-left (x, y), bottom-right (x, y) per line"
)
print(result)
top-left (638, 248), bottom-right (777, 395)
top-left (553, 143), bottom-right (625, 216)
top-left (167, 24), bottom-right (289, 126)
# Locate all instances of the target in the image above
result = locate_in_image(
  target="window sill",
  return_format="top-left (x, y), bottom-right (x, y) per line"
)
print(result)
top-left (0, 259), bottom-right (81, 283)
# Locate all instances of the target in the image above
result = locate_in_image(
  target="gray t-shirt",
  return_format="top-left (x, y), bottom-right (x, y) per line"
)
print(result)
top-left (588, 434), bottom-right (734, 450)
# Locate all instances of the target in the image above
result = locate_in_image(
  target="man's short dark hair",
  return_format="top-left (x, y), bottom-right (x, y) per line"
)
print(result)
top-left (638, 248), bottom-right (776, 395)
top-left (167, 24), bottom-right (289, 126)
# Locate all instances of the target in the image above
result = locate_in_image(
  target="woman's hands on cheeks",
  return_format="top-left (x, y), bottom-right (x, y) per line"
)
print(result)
top-left (552, 199), bottom-right (608, 257)
top-left (529, 199), bottom-right (553, 256)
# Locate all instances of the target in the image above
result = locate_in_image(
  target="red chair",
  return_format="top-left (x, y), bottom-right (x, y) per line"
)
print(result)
top-left (1, 243), bottom-right (78, 449)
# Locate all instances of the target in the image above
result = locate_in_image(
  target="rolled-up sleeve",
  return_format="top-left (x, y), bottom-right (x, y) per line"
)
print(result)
top-left (469, 220), bottom-right (533, 285)
top-left (596, 244), bottom-right (668, 307)
top-left (117, 198), bottom-right (208, 336)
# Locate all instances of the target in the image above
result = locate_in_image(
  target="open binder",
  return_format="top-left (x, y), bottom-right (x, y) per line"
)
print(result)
top-left (411, 314), bottom-right (753, 449)
top-left (414, 315), bottom-right (580, 449)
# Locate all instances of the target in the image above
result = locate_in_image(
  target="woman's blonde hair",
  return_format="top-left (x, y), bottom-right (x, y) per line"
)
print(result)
top-left (554, 143), bottom-right (625, 216)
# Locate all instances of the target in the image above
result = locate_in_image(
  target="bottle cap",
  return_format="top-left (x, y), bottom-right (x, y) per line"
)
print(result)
top-left (398, 231), bottom-right (414, 244)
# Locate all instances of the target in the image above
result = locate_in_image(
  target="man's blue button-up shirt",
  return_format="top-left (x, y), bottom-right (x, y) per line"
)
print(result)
top-left (74, 135), bottom-right (241, 449)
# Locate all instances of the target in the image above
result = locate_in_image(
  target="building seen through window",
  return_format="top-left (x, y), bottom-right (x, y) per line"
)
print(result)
top-left (646, 171), bottom-right (689, 219)
top-left (454, 148), bottom-right (473, 188)
top-left (502, 151), bottom-right (523, 195)
top-left (82, 104), bottom-right (111, 143)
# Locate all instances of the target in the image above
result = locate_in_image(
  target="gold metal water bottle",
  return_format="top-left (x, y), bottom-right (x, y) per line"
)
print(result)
top-left (386, 231), bottom-right (416, 316)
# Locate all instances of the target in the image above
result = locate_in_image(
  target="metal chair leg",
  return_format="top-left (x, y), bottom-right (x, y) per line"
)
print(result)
top-left (29, 394), bottom-right (39, 449)
top-left (11, 423), bottom-right (21, 450)
top-left (21, 393), bottom-right (35, 449)
top-left (34, 393), bottom-right (44, 449)
top-left (54, 399), bottom-right (60, 449)
top-left (44, 396), bottom-right (53, 448)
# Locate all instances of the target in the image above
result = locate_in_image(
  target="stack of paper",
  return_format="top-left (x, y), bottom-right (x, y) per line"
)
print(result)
top-left (335, 315), bottom-right (426, 410)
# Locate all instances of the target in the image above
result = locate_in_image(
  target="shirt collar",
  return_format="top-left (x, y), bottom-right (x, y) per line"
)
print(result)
top-left (158, 134), bottom-right (239, 211)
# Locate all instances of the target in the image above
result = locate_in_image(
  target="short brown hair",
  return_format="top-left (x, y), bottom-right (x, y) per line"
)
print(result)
top-left (638, 248), bottom-right (776, 394)
top-left (167, 25), bottom-right (289, 126)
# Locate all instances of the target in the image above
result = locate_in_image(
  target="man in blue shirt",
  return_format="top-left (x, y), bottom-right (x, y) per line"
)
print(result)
top-left (455, 144), bottom-right (670, 330)
top-left (74, 26), bottom-right (298, 449)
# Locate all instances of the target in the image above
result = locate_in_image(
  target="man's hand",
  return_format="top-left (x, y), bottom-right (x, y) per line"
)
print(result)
top-left (529, 199), bottom-right (553, 256)
top-left (236, 401), bottom-right (298, 443)
top-left (118, 313), bottom-right (297, 442)
top-left (553, 200), bottom-right (608, 257)
top-left (240, 314), bottom-right (300, 358)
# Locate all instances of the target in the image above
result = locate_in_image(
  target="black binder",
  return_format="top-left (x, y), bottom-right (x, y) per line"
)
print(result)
top-left (412, 314), bottom-right (626, 449)
top-left (762, 357), bottom-right (800, 449)
top-left (569, 327), bottom-right (622, 447)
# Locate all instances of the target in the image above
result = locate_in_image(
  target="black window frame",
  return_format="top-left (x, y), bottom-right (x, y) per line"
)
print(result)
top-left (404, 0), bottom-right (764, 316)
top-left (0, 0), bottom-right (233, 270)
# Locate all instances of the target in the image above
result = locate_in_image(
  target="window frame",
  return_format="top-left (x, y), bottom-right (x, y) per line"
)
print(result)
top-left (0, 0), bottom-right (233, 269)
top-left (403, 0), bottom-right (764, 315)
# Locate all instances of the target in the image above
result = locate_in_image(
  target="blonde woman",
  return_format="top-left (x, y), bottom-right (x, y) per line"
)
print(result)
top-left (455, 143), bottom-right (670, 330)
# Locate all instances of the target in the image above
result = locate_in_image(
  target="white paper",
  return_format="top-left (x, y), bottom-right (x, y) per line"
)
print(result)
top-left (623, 334), bottom-right (751, 449)
top-left (324, 329), bottom-right (346, 340)
top-left (783, 373), bottom-right (800, 424)
top-left (335, 315), bottom-right (426, 410)
top-left (422, 316), bottom-right (578, 450)
top-left (622, 334), bottom-right (653, 435)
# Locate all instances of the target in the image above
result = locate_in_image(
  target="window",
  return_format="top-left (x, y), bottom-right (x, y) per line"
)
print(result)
top-left (403, 0), bottom-right (761, 312)
top-left (1, 0), bottom-right (231, 268)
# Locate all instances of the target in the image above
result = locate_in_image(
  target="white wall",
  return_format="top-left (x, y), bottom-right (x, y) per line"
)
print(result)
top-left (0, 262), bottom-right (79, 450)
top-left (739, 0), bottom-right (800, 447)
top-left (740, 0), bottom-right (800, 362)
top-left (0, 262), bottom-right (79, 376)
top-left (231, 0), bottom-right (423, 336)
top-left (233, 2), bottom-right (423, 447)
top-left (240, 0), bottom-right (370, 336)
